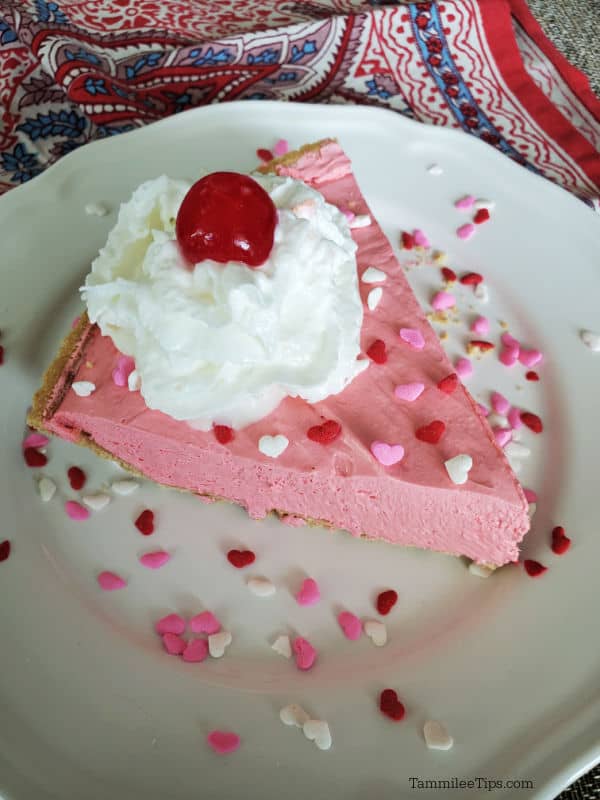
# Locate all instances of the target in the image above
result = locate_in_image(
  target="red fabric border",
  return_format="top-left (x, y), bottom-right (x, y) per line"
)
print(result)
top-left (477, 0), bottom-right (600, 192)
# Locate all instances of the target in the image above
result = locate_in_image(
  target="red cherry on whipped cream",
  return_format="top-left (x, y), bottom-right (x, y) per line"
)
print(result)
top-left (175, 172), bottom-right (277, 268)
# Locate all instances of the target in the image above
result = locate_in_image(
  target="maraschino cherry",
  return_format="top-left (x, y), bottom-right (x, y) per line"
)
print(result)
top-left (175, 172), bottom-right (277, 268)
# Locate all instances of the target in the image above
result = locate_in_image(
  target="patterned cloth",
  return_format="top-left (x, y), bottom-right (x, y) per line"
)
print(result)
top-left (0, 0), bottom-right (599, 205)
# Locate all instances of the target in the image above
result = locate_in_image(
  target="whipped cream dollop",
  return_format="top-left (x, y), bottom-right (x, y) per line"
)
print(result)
top-left (82, 173), bottom-right (367, 430)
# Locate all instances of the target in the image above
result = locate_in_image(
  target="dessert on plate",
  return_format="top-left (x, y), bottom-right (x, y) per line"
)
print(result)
top-left (28, 139), bottom-right (529, 567)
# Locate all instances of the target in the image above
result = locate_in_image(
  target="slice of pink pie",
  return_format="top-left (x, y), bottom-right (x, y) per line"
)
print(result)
top-left (29, 140), bottom-right (529, 567)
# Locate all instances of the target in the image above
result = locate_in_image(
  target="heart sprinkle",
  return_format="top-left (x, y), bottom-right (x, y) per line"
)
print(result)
top-left (523, 488), bottom-right (538, 503)
top-left (366, 339), bottom-right (387, 364)
top-left (162, 632), bottom-right (186, 655)
top-left (395, 382), bottom-right (425, 402)
top-left (399, 328), bottom-right (425, 350)
top-left (206, 730), bottom-right (240, 755)
top-left (65, 500), bottom-right (90, 521)
top-left (441, 267), bottom-right (457, 283)
top-left (370, 441), bottom-right (405, 467)
top-left (37, 476), bottom-right (56, 502)
top-left (413, 228), bottom-right (430, 248)
top-left (111, 355), bottom-right (135, 387)
top-left (307, 420), bottom-right (341, 445)
top-left (471, 315), bottom-right (490, 335)
top-left (247, 577), bottom-right (276, 597)
top-left (519, 348), bottom-right (543, 367)
top-left (526, 371), bottom-right (540, 381)
top-left (155, 614), bottom-right (186, 635)
top-left (521, 412), bottom-right (543, 433)
top-left (401, 231), bottom-right (415, 249)
top-left (258, 434), bottom-right (289, 458)
top-left (256, 148), bottom-right (274, 162)
top-left (0, 540), bottom-right (11, 562)
top-left (551, 526), bottom-right (571, 555)
top-left (135, 509), bottom-right (155, 535)
top-left (454, 194), bottom-right (475, 210)
top-left (182, 638), bottom-right (209, 663)
top-left (444, 454), bottom-right (473, 485)
top-left (292, 636), bottom-right (317, 670)
top-left (455, 357), bottom-right (473, 379)
top-left (361, 267), bottom-right (387, 283)
top-left (367, 287), bottom-right (383, 311)
top-left (22, 432), bottom-right (49, 449)
top-left (349, 214), bottom-right (371, 229)
top-left (190, 611), bottom-right (221, 635)
top-left (139, 550), bottom-right (171, 570)
top-left (67, 466), bottom-right (86, 491)
top-left (460, 272), bottom-right (483, 286)
top-left (24, 447), bottom-right (47, 468)
top-left (296, 577), bottom-right (321, 606)
top-left (524, 559), bottom-right (547, 577)
top-left (272, 138), bottom-right (289, 156)
top-left (508, 407), bottom-right (523, 429)
top-left (271, 635), bottom-right (292, 659)
top-left (213, 424), bottom-right (234, 444)
top-left (491, 392), bottom-right (510, 415)
top-left (423, 720), bottom-right (454, 750)
top-left (227, 549), bottom-right (256, 569)
top-left (473, 208), bottom-right (490, 224)
top-left (580, 330), bottom-right (600, 352)
top-left (494, 428), bottom-right (512, 448)
top-left (431, 291), bottom-right (456, 311)
top-left (468, 340), bottom-right (495, 355)
top-left (82, 493), bottom-right (111, 511)
top-left (302, 719), bottom-right (332, 751)
top-left (364, 619), bottom-right (387, 647)
top-left (111, 479), bottom-right (139, 495)
top-left (437, 373), bottom-right (458, 395)
top-left (376, 589), bottom-right (398, 616)
top-left (208, 630), bottom-right (232, 658)
top-left (280, 704), bottom-right (310, 728)
top-left (71, 381), bottom-right (95, 397)
top-left (379, 689), bottom-right (405, 722)
top-left (500, 346), bottom-right (519, 366)
top-left (415, 420), bottom-right (446, 445)
top-left (457, 222), bottom-right (476, 240)
top-left (337, 610), bottom-right (362, 641)
top-left (97, 571), bottom-right (127, 591)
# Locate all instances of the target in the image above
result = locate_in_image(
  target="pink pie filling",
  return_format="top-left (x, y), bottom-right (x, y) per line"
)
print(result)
top-left (41, 142), bottom-right (529, 566)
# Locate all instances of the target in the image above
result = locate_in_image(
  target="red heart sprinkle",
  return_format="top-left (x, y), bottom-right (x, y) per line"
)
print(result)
top-left (227, 549), bottom-right (256, 569)
top-left (469, 339), bottom-right (495, 352)
top-left (24, 447), bottom-right (47, 468)
top-left (460, 272), bottom-right (483, 286)
top-left (256, 148), bottom-right (274, 162)
top-left (213, 424), bottom-right (234, 445)
top-left (441, 267), bottom-right (457, 282)
top-left (379, 688), bottom-right (405, 721)
top-left (524, 559), bottom-right (547, 577)
top-left (307, 420), bottom-right (341, 445)
top-left (525, 371), bottom-right (539, 381)
top-left (376, 589), bottom-right (398, 616)
top-left (437, 373), bottom-right (459, 394)
top-left (473, 208), bottom-right (490, 224)
top-left (0, 539), bottom-right (11, 562)
top-left (67, 466), bottom-right (86, 491)
top-left (521, 412), bottom-right (543, 433)
top-left (415, 420), bottom-right (446, 444)
top-left (366, 339), bottom-right (387, 364)
top-left (135, 509), bottom-right (155, 536)
top-left (551, 526), bottom-right (571, 555)
top-left (401, 231), bottom-right (414, 250)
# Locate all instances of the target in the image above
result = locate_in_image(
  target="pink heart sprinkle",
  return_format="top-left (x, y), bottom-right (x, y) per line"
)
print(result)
top-left (65, 500), bottom-right (90, 521)
top-left (339, 207), bottom-right (355, 222)
top-left (413, 228), bottom-right (430, 248)
top-left (182, 638), bottom-right (209, 662)
top-left (207, 730), bottom-right (240, 755)
top-left (471, 316), bottom-right (490, 335)
top-left (139, 550), bottom-right (171, 570)
top-left (455, 194), bottom-right (476, 210)
top-left (97, 571), bottom-right (127, 591)
top-left (22, 432), bottom-right (49, 449)
top-left (272, 138), bottom-right (289, 157)
top-left (499, 346), bottom-right (519, 366)
top-left (455, 357), bottom-right (472, 379)
top-left (371, 441), bottom-right (405, 467)
top-left (477, 403), bottom-right (490, 417)
top-left (162, 632), bottom-right (186, 655)
top-left (394, 382), bottom-right (425, 402)
top-left (112, 355), bottom-right (135, 387)
top-left (399, 328), bottom-right (425, 350)
top-left (501, 332), bottom-right (520, 350)
top-left (190, 611), bottom-right (221, 635)
top-left (519, 348), bottom-right (543, 367)
top-left (457, 223), bottom-right (476, 240)
top-left (507, 406), bottom-right (523, 429)
top-left (431, 291), bottom-right (455, 311)
top-left (338, 610), bottom-right (362, 641)
top-left (493, 427), bottom-right (512, 447)
top-left (491, 391), bottom-right (510, 415)
top-left (292, 636), bottom-right (317, 670)
top-left (296, 577), bottom-right (321, 606)
top-left (155, 613), bottom-right (186, 635)
top-left (523, 488), bottom-right (538, 503)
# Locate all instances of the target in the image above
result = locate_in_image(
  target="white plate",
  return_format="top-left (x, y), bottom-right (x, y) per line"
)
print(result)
top-left (1, 102), bottom-right (599, 800)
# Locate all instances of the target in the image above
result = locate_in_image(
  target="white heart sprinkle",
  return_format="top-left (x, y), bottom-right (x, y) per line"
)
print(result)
top-left (208, 630), bottom-right (232, 658)
top-left (349, 214), bottom-right (371, 229)
top-left (72, 381), bottom-right (95, 397)
top-left (468, 562), bottom-right (494, 578)
top-left (128, 369), bottom-right (141, 391)
top-left (474, 283), bottom-right (489, 302)
top-left (111, 479), bottom-right (139, 495)
top-left (82, 492), bottom-right (111, 511)
top-left (427, 163), bottom-right (443, 176)
top-left (84, 202), bottom-right (109, 217)
top-left (303, 720), bottom-right (332, 751)
top-left (504, 441), bottom-right (531, 459)
top-left (258, 434), bottom-right (289, 459)
top-left (363, 619), bottom-right (387, 647)
top-left (247, 577), bottom-right (276, 597)
top-left (271, 635), bottom-right (292, 659)
top-left (528, 502), bottom-right (537, 519)
top-left (487, 412), bottom-right (508, 428)
top-left (423, 720), bottom-right (454, 750)
top-left (367, 287), bottom-right (383, 311)
top-left (37, 476), bottom-right (56, 502)
top-left (444, 454), bottom-right (473, 485)
top-left (361, 267), bottom-right (387, 284)
top-left (473, 198), bottom-right (495, 211)
top-left (280, 703), bottom-right (310, 728)
top-left (581, 330), bottom-right (600, 352)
